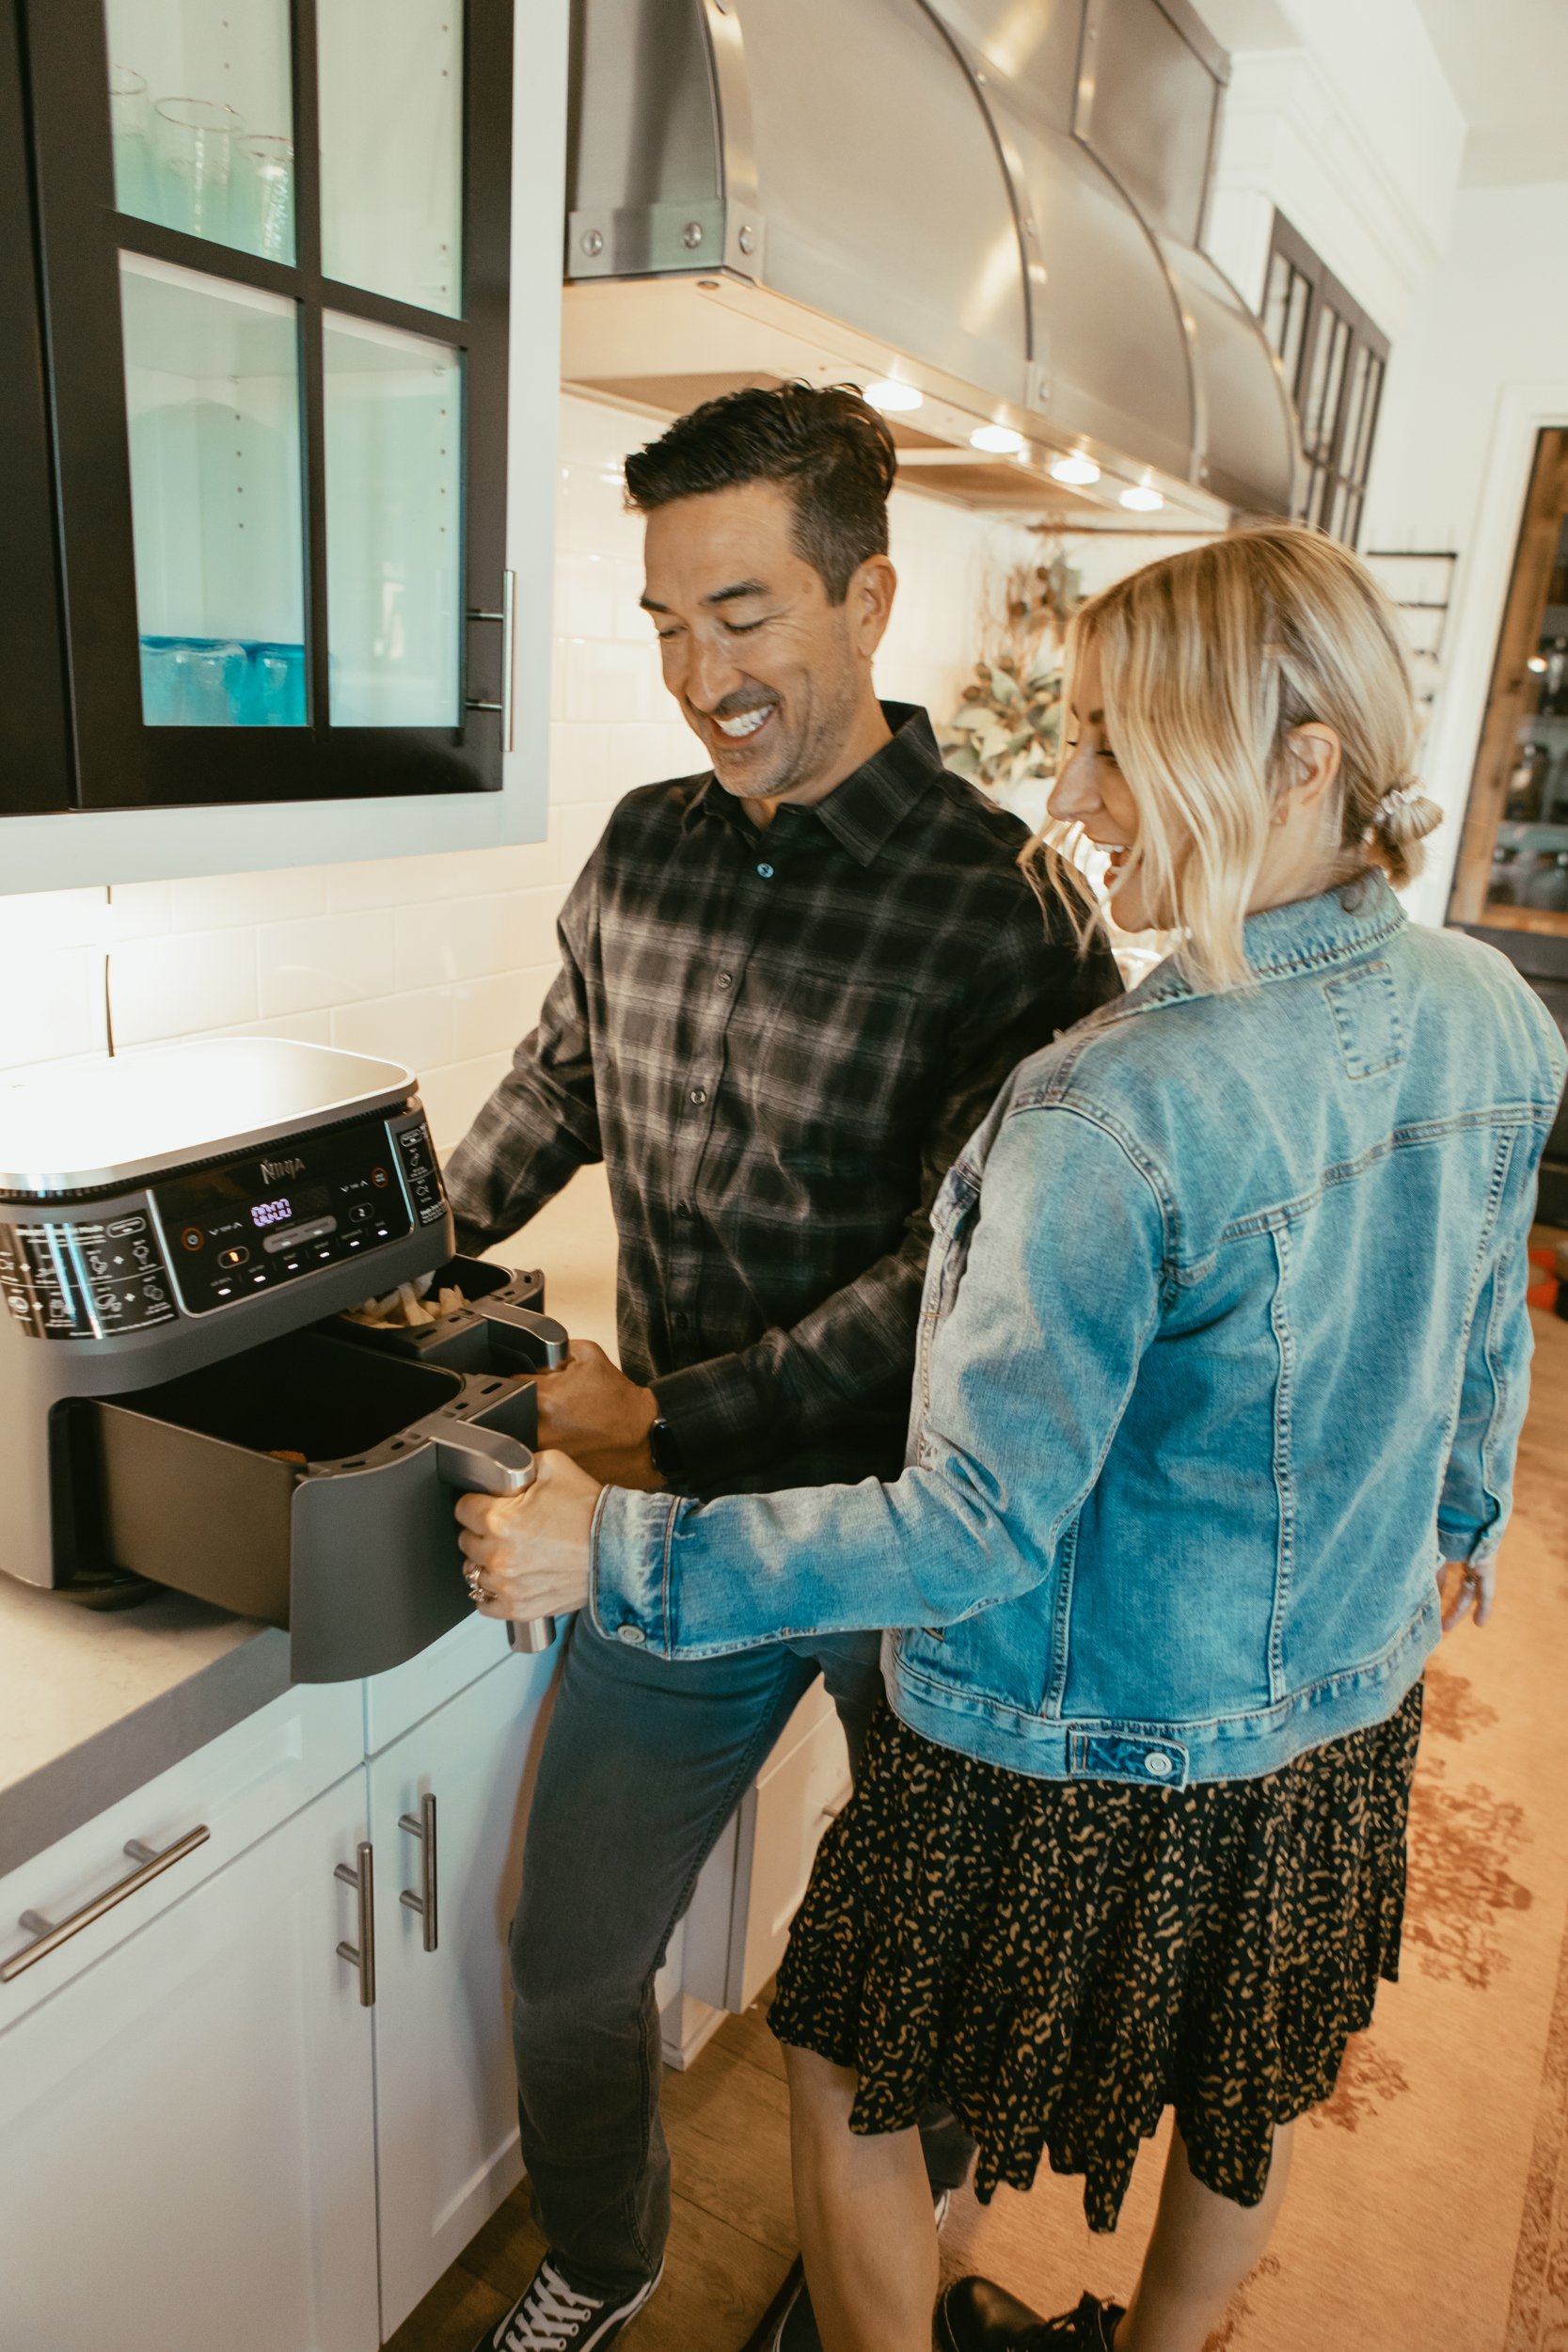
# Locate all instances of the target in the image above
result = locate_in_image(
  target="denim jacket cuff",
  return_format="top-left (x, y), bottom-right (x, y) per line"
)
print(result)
top-left (589, 1484), bottom-right (682, 1654)
top-left (1437, 1518), bottom-right (1501, 1566)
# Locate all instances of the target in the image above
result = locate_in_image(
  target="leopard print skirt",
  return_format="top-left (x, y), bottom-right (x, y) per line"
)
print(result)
top-left (768, 1682), bottom-right (1422, 2231)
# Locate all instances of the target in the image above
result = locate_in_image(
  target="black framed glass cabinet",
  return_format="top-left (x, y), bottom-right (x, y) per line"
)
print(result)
top-left (4, 0), bottom-right (512, 816)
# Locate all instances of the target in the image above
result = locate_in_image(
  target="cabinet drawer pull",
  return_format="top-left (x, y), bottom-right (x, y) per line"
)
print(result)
top-left (2, 1825), bottom-right (211, 1984)
top-left (398, 1793), bottom-right (439, 1954)
top-left (335, 1842), bottom-right (376, 2007)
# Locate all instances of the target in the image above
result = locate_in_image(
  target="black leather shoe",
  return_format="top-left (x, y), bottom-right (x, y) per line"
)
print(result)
top-left (936, 2276), bottom-right (1126, 2352)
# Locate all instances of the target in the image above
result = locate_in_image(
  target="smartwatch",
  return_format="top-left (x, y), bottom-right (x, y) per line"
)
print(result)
top-left (647, 1413), bottom-right (686, 1486)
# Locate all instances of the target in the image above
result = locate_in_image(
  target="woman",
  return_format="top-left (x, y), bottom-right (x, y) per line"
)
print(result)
top-left (459, 527), bottom-right (1566, 2352)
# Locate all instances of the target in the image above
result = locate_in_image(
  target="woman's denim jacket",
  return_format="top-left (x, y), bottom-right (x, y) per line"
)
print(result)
top-left (592, 877), bottom-right (1567, 1785)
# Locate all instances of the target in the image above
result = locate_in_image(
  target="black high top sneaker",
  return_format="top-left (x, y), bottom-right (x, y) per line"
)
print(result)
top-left (475, 2255), bottom-right (663, 2352)
top-left (937, 2277), bottom-right (1126, 2352)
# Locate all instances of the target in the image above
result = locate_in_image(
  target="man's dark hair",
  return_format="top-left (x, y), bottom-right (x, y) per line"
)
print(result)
top-left (623, 382), bottom-right (897, 604)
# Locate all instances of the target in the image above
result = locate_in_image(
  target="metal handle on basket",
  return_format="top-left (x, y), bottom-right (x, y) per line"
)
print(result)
top-left (475, 1301), bottom-right (570, 1371)
top-left (412, 1415), bottom-right (557, 1653)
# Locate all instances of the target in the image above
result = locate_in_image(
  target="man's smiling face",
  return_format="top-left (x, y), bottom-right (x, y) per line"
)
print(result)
top-left (641, 480), bottom-right (887, 808)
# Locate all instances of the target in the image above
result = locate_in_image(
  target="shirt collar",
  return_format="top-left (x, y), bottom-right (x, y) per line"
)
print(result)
top-left (1114, 870), bottom-right (1409, 1017)
top-left (682, 703), bottom-right (944, 866)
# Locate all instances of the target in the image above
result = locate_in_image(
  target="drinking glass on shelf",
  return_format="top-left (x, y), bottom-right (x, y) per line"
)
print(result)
top-left (154, 97), bottom-right (244, 242)
top-left (233, 134), bottom-right (294, 262)
top-left (109, 64), bottom-right (154, 219)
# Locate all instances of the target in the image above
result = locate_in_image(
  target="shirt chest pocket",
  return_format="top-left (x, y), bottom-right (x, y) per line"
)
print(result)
top-left (741, 973), bottom-right (931, 1166)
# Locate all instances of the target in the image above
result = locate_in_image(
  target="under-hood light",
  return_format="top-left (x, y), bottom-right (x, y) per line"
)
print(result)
top-left (1050, 453), bottom-right (1101, 485)
top-left (972, 422), bottom-right (1025, 455)
top-left (865, 378), bottom-right (924, 414)
top-left (1119, 485), bottom-right (1164, 512)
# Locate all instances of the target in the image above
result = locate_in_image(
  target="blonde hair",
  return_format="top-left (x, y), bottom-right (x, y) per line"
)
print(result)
top-left (1029, 525), bottom-right (1442, 990)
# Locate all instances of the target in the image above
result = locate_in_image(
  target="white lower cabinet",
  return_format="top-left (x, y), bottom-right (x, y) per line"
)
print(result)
top-left (0, 1766), bottom-right (380, 2352)
top-left (368, 1645), bottom-right (556, 2338)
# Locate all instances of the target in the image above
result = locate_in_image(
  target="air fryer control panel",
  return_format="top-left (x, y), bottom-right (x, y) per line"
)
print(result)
top-left (0, 1212), bottom-right (175, 1342)
top-left (0, 1109), bottom-right (446, 1339)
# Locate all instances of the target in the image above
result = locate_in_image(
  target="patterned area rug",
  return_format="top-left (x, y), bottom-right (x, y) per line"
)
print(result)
top-left (938, 1305), bottom-right (1568, 2351)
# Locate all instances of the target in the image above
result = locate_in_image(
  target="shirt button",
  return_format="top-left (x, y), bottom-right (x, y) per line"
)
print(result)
top-left (1144, 1751), bottom-right (1174, 1779)
top-left (755, 863), bottom-right (774, 879)
top-left (689, 1087), bottom-right (707, 1104)
top-left (675, 1201), bottom-right (691, 1218)
top-left (616, 1625), bottom-right (646, 1647)
top-left (717, 972), bottom-right (734, 990)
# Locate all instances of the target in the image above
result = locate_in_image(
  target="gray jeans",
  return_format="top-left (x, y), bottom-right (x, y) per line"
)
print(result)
top-left (510, 1611), bottom-right (974, 2300)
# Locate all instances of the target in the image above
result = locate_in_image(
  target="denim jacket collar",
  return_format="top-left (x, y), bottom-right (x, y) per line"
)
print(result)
top-left (1112, 870), bottom-right (1407, 1018)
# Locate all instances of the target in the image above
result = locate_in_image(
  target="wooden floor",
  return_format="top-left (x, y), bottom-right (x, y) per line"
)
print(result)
top-left (385, 1999), bottom-right (799, 2352)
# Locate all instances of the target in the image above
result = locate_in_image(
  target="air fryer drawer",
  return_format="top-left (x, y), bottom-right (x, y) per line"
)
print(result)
top-left (64, 1332), bottom-right (540, 1682)
top-left (327, 1254), bottom-right (560, 1375)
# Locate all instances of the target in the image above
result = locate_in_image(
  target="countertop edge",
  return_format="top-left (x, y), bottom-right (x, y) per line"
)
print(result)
top-left (0, 1627), bottom-right (293, 1881)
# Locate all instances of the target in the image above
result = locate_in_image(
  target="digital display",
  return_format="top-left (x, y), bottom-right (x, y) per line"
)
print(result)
top-left (250, 1198), bottom-right (293, 1230)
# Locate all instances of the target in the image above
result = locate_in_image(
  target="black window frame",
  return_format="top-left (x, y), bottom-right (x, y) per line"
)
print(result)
top-left (1, 0), bottom-right (73, 814)
top-left (1260, 209), bottom-right (1388, 549)
top-left (22, 0), bottom-right (512, 812)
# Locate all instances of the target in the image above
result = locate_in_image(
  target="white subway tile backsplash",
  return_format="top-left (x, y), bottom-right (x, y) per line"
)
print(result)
top-left (451, 963), bottom-right (557, 1061)
top-left (563, 635), bottom-right (658, 726)
top-left (329, 987), bottom-right (457, 1075)
top-left (208, 1009), bottom-right (335, 1047)
top-left (108, 882), bottom-right (173, 939)
top-left (394, 885), bottom-right (568, 993)
top-left (169, 866), bottom-right (328, 931)
top-left (417, 1050), bottom-right (515, 1153)
top-left (256, 910), bottom-right (397, 1019)
top-left (0, 887), bottom-right (110, 951)
top-left (0, 945), bottom-right (104, 1067)
top-left (555, 548), bottom-right (619, 641)
top-left (110, 928), bottom-right (258, 1046)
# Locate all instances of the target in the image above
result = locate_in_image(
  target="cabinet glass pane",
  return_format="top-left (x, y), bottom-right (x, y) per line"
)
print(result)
top-left (104, 0), bottom-right (295, 263)
top-left (318, 1), bottom-right (462, 317)
top-left (121, 255), bottom-right (306, 726)
top-left (324, 314), bottom-right (461, 727)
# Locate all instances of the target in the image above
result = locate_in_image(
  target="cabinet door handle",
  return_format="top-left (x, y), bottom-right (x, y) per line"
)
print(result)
top-left (398, 1793), bottom-right (439, 1953)
top-left (335, 1842), bottom-right (376, 2007)
top-left (2, 1825), bottom-right (211, 1984)
top-left (465, 569), bottom-right (516, 752)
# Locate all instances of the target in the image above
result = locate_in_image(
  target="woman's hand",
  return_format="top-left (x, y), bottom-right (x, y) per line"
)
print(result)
top-left (455, 1451), bottom-right (603, 1622)
top-left (1437, 1556), bottom-right (1495, 1632)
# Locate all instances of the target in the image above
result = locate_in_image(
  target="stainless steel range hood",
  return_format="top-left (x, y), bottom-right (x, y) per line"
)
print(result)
top-left (562, 0), bottom-right (1302, 528)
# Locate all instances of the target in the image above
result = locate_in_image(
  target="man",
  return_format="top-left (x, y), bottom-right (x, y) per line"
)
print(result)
top-left (445, 383), bottom-right (1119, 2352)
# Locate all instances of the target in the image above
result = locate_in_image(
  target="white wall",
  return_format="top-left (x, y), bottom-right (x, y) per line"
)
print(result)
top-left (1362, 180), bottom-right (1568, 925)
top-left (0, 394), bottom-right (1041, 1153)
top-left (1200, 0), bottom-right (1464, 337)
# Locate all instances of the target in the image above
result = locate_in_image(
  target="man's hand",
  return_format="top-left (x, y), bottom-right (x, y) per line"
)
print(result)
top-left (532, 1339), bottom-right (665, 1490)
top-left (1437, 1556), bottom-right (1496, 1632)
top-left (455, 1451), bottom-right (602, 1623)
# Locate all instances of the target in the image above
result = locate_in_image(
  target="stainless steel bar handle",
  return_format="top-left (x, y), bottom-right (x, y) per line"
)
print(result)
top-left (335, 1842), bottom-right (375, 2007)
top-left (414, 1415), bottom-right (558, 1656)
top-left (398, 1793), bottom-right (438, 1953)
top-left (2, 1825), bottom-right (211, 1984)
top-left (476, 1300), bottom-right (570, 1371)
top-left (464, 569), bottom-right (516, 753)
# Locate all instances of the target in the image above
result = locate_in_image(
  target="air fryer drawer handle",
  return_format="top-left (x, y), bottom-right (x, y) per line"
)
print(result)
top-left (414, 1416), bottom-right (538, 1498)
top-left (412, 1417), bottom-right (557, 1655)
top-left (475, 1302), bottom-right (571, 1370)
